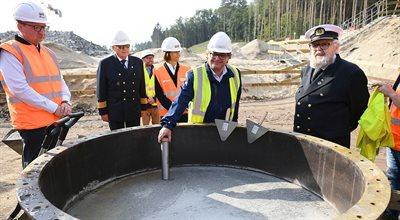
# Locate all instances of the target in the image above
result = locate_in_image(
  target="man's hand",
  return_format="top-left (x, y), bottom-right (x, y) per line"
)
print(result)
top-left (158, 127), bottom-right (172, 143)
top-left (54, 103), bottom-right (72, 117)
top-left (376, 83), bottom-right (396, 97)
top-left (101, 114), bottom-right (109, 122)
top-left (148, 97), bottom-right (155, 104)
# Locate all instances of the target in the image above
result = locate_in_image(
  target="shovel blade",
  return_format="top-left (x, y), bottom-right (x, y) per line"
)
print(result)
top-left (246, 119), bottom-right (269, 144)
top-left (215, 119), bottom-right (237, 141)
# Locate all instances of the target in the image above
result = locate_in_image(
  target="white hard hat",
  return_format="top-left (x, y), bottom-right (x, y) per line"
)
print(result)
top-left (14, 2), bottom-right (48, 24)
top-left (207, 32), bottom-right (232, 53)
top-left (161, 37), bottom-right (182, 52)
top-left (112, 31), bottom-right (131, 46)
top-left (141, 49), bottom-right (154, 59)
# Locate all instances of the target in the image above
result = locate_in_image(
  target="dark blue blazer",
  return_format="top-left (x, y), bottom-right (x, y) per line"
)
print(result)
top-left (96, 55), bottom-right (146, 123)
top-left (294, 55), bottom-right (369, 147)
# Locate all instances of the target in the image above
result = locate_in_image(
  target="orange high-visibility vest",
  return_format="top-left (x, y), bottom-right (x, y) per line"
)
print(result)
top-left (0, 40), bottom-right (62, 129)
top-left (391, 89), bottom-right (400, 151)
top-left (154, 63), bottom-right (189, 116)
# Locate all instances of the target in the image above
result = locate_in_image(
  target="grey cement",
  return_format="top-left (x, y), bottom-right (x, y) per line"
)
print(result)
top-left (67, 166), bottom-right (338, 220)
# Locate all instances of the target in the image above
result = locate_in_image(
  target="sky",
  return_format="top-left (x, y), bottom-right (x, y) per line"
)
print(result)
top-left (0, 0), bottom-right (222, 47)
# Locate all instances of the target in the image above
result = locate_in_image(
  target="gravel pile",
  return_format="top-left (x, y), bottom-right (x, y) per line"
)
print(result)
top-left (0, 31), bottom-right (110, 57)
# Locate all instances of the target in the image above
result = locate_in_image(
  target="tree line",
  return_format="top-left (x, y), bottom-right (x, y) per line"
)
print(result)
top-left (134, 0), bottom-right (380, 51)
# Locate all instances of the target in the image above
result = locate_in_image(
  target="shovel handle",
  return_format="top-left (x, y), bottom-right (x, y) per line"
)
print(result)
top-left (259, 112), bottom-right (268, 125)
top-left (225, 108), bottom-right (231, 121)
top-left (161, 141), bottom-right (169, 180)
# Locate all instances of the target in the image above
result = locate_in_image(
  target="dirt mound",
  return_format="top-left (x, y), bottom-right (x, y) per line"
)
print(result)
top-left (240, 39), bottom-right (268, 59)
top-left (231, 42), bottom-right (245, 59)
top-left (0, 31), bottom-right (110, 57)
top-left (44, 42), bottom-right (98, 69)
top-left (341, 15), bottom-right (400, 80)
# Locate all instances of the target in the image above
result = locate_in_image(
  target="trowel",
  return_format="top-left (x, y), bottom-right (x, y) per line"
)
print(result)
top-left (246, 112), bottom-right (269, 143)
top-left (215, 108), bottom-right (238, 141)
top-left (2, 129), bottom-right (23, 155)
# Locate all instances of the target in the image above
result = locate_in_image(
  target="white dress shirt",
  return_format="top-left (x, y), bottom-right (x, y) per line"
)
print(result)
top-left (211, 66), bottom-right (228, 82)
top-left (115, 55), bottom-right (129, 69)
top-left (165, 62), bottom-right (177, 75)
top-left (0, 50), bottom-right (71, 113)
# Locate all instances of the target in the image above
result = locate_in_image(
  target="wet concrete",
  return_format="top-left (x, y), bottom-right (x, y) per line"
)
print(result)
top-left (67, 166), bottom-right (338, 219)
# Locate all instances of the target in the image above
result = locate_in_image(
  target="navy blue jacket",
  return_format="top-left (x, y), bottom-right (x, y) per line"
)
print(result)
top-left (96, 55), bottom-right (146, 123)
top-left (161, 63), bottom-right (242, 130)
top-left (294, 55), bottom-right (369, 147)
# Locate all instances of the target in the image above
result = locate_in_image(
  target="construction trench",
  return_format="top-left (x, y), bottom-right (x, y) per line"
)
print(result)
top-left (16, 124), bottom-right (390, 219)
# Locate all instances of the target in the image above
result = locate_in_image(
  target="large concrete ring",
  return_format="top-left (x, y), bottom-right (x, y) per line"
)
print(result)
top-left (16, 124), bottom-right (390, 219)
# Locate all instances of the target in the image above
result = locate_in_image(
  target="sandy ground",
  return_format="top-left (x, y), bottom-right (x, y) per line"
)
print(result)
top-left (0, 97), bottom-right (387, 218)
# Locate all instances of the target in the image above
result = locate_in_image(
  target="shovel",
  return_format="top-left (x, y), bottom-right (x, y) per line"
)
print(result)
top-left (246, 112), bottom-right (269, 144)
top-left (215, 108), bottom-right (238, 141)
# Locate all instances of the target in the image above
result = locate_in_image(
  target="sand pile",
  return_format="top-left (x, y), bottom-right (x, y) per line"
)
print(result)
top-left (341, 15), bottom-right (400, 80)
top-left (231, 42), bottom-right (245, 59)
top-left (240, 39), bottom-right (268, 59)
top-left (45, 42), bottom-right (98, 69)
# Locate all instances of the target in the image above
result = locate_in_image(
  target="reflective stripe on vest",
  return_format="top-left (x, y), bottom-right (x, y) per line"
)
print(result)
top-left (143, 64), bottom-right (157, 106)
top-left (391, 90), bottom-right (400, 151)
top-left (0, 40), bottom-right (62, 129)
top-left (188, 64), bottom-right (240, 123)
top-left (154, 63), bottom-right (190, 116)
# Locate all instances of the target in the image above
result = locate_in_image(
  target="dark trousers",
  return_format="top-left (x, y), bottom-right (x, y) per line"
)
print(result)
top-left (18, 127), bottom-right (46, 167)
top-left (109, 121), bottom-right (139, 130)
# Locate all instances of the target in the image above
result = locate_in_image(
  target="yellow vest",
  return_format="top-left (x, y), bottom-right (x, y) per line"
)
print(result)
top-left (188, 64), bottom-right (240, 123)
top-left (356, 87), bottom-right (395, 161)
top-left (0, 40), bottom-right (62, 129)
top-left (142, 64), bottom-right (157, 106)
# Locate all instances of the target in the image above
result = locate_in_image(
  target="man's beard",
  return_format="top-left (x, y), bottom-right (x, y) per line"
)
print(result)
top-left (309, 53), bottom-right (336, 69)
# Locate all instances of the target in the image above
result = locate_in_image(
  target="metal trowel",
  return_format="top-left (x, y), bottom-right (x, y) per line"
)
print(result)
top-left (246, 112), bottom-right (269, 143)
top-left (215, 108), bottom-right (238, 141)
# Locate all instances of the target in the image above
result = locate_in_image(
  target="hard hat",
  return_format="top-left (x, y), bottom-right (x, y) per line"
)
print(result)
top-left (14, 2), bottom-right (48, 24)
top-left (161, 37), bottom-right (182, 52)
top-left (141, 49), bottom-right (154, 59)
top-left (112, 31), bottom-right (131, 46)
top-left (207, 32), bottom-right (232, 53)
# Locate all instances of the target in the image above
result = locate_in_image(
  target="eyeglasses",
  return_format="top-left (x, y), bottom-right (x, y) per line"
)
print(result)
top-left (116, 45), bottom-right (130, 49)
top-left (309, 42), bottom-right (332, 50)
top-left (210, 52), bottom-right (230, 59)
top-left (20, 22), bottom-right (49, 32)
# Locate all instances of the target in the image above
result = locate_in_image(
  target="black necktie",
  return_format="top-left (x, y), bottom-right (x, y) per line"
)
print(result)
top-left (311, 68), bottom-right (323, 82)
top-left (121, 59), bottom-right (127, 69)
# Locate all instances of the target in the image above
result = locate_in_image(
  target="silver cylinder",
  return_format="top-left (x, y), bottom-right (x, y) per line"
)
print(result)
top-left (161, 142), bottom-right (169, 180)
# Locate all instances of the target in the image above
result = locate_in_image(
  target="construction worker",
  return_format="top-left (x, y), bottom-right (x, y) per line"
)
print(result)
top-left (154, 37), bottom-right (190, 122)
top-left (96, 31), bottom-right (146, 130)
top-left (140, 50), bottom-right (159, 125)
top-left (376, 75), bottom-right (400, 219)
top-left (0, 2), bottom-right (72, 167)
top-left (294, 24), bottom-right (369, 148)
top-left (158, 32), bottom-right (242, 143)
